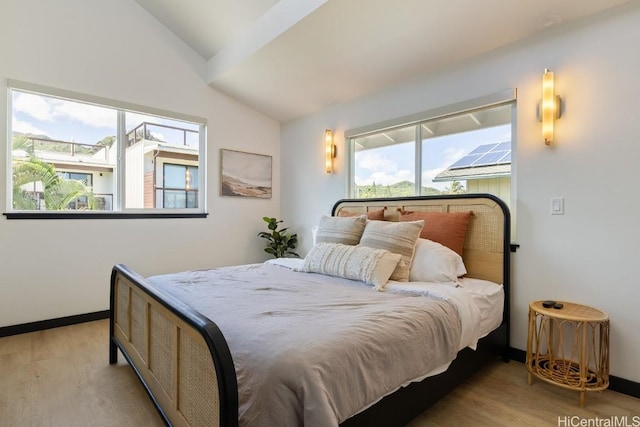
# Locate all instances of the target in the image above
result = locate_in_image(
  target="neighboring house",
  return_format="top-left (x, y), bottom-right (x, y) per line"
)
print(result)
top-left (12, 122), bottom-right (198, 210)
top-left (434, 141), bottom-right (511, 208)
top-left (124, 122), bottom-right (199, 209)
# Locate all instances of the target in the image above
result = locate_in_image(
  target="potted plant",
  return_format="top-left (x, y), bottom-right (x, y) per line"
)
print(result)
top-left (257, 217), bottom-right (299, 258)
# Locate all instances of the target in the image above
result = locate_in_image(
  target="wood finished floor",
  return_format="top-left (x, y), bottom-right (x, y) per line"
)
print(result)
top-left (1, 319), bottom-right (638, 426)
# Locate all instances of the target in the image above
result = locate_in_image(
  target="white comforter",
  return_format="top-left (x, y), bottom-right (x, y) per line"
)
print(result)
top-left (148, 261), bottom-right (468, 427)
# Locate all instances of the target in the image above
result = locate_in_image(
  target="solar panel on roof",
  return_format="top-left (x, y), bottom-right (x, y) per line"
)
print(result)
top-left (448, 141), bottom-right (511, 170)
top-left (468, 143), bottom-right (498, 155)
top-left (495, 141), bottom-right (511, 151)
top-left (449, 154), bottom-right (484, 169)
top-left (474, 151), bottom-right (509, 166)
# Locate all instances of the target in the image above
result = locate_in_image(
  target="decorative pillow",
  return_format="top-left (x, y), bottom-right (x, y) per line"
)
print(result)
top-left (398, 210), bottom-right (472, 256)
top-left (338, 207), bottom-right (386, 221)
top-left (303, 242), bottom-right (402, 290)
top-left (315, 215), bottom-right (367, 246)
top-left (409, 238), bottom-right (467, 283)
top-left (359, 220), bottom-right (424, 282)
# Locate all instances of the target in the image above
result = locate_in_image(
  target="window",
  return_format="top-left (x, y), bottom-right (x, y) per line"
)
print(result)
top-left (347, 90), bottom-right (515, 210)
top-left (160, 164), bottom-right (198, 208)
top-left (353, 125), bottom-right (416, 198)
top-left (7, 80), bottom-right (206, 217)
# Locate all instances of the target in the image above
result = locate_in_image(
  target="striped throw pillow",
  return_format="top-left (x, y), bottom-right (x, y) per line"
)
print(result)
top-left (315, 215), bottom-right (367, 246)
top-left (303, 242), bottom-right (401, 290)
top-left (359, 220), bottom-right (424, 282)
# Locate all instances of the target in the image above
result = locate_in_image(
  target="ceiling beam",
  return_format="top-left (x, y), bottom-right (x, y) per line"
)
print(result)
top-left (381, 133), bottom-right (396, 143)
top-left (206, 0), bottom-right (328, 83)
top-left (468, 113), bottom-right (481, 125)
top-left (421, 124), bottom-right (435, 135)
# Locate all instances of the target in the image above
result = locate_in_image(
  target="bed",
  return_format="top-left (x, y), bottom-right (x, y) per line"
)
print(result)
top-left (109, 194), bottom-right (511, 427)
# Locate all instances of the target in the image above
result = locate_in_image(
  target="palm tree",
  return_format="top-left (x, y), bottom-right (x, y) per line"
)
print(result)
top-left (12, 157), bottom-right (95, 210)
top-left (444, 180), bottom-right (466, 194)
top-left (11, 135), bottom-right (35, 155)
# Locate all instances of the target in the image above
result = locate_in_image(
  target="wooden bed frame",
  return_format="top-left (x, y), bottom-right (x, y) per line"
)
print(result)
top-left (109, 194), bottom-right (510, 427)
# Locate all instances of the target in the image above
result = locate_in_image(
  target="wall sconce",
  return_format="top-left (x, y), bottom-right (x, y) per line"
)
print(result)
top-left (325, 129), bottom-right (336, 174)
top-left (541, 68), bottom-right (562, 145)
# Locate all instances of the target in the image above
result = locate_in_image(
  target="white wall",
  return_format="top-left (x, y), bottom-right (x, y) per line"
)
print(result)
top-left (0, 0), bottom-right (280, 326)
top-left (281, 3), bottom-right (640, 382)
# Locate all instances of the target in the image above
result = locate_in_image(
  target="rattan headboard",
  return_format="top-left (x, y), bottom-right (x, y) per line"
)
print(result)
top-left (331, 194), bottom-right (510, 285)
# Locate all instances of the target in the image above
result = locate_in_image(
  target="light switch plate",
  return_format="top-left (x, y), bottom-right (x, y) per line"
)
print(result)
top-left (551, 197), bottom-right (564, 215)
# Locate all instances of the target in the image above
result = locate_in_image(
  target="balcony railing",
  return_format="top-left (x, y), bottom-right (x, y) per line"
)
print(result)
top-left (16, 137), bottom-right (109, 160)
top-left (126, 122), bottom-right (198, 148)
top-left (18, 191), bottom-right (114, 211)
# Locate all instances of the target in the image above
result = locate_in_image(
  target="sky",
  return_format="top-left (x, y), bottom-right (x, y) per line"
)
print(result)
top-left (354, 124), bottom-right (511, 191)
top-left (11, 90), bottom-right (199, 146)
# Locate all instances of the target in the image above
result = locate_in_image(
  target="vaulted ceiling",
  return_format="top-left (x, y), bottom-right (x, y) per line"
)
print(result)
top-left (133, 0), bottom-right (631, 122)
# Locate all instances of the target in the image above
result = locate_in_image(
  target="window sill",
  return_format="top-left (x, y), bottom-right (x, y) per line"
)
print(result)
top-left (3, 212), bottom-right (208, 220)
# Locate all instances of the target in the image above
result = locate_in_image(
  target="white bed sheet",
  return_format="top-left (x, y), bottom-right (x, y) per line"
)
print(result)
top-left (350, 276), bottom-right (504, 417)
top-left (386, 277), bottom-right (504, 349)
top-left (265, 259), bottom-right (504, 420)
top-left (152, 260), bottom-right (463, 426)
top-left (267, 258), bottom-right (504, 351)
top-left (457, 276), bottom-right (505, 340)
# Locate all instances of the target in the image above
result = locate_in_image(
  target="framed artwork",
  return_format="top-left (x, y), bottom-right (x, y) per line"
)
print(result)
top-left (220, 149), bottom-right (272, 198)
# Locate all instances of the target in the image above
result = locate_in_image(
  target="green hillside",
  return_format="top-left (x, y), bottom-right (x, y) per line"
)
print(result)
top-left (12, 133), bottom-right (115, 155)
top-left (354, 180), bottom-right (464, 198)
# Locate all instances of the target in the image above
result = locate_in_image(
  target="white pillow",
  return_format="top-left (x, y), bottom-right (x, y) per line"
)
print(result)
top-left (303, 242), bottom-right (401, 290)
top-left (409, 238), bottom-right (467, 283)
top-left (315, 215), bottom-right (367, 246)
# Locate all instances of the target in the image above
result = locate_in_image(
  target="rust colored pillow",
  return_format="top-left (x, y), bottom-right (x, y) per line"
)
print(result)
top-left (338, 207), bottom-right (386, 221)
top-left (398, 210), bottom-right (472, 256)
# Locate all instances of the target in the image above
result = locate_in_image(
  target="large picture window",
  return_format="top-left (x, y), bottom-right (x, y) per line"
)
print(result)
top-left (347, 91), bottom-right (515, 210)
top-left (7, 80), bottom-right (206, 217)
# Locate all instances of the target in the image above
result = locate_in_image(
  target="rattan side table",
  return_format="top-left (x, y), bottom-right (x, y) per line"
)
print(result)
top-left (526, 300), bottom-right (609, 406)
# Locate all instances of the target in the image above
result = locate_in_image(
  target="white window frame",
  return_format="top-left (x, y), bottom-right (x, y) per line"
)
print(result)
top-left (6, 79), bottom-right (207, 219)
top-left (346, 89), bottom-right (516, 196)
top-left (346, 90), bottom-right (518, 240)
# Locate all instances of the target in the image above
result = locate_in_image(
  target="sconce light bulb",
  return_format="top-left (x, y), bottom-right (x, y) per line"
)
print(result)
top-left (542, 69), bottom-right (556, 145)
top-left (325, 129), bottom-right (334, 174)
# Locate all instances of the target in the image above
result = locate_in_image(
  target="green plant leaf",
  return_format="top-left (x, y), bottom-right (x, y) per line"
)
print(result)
top-left (258, 216), bottom-right (298, 258)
